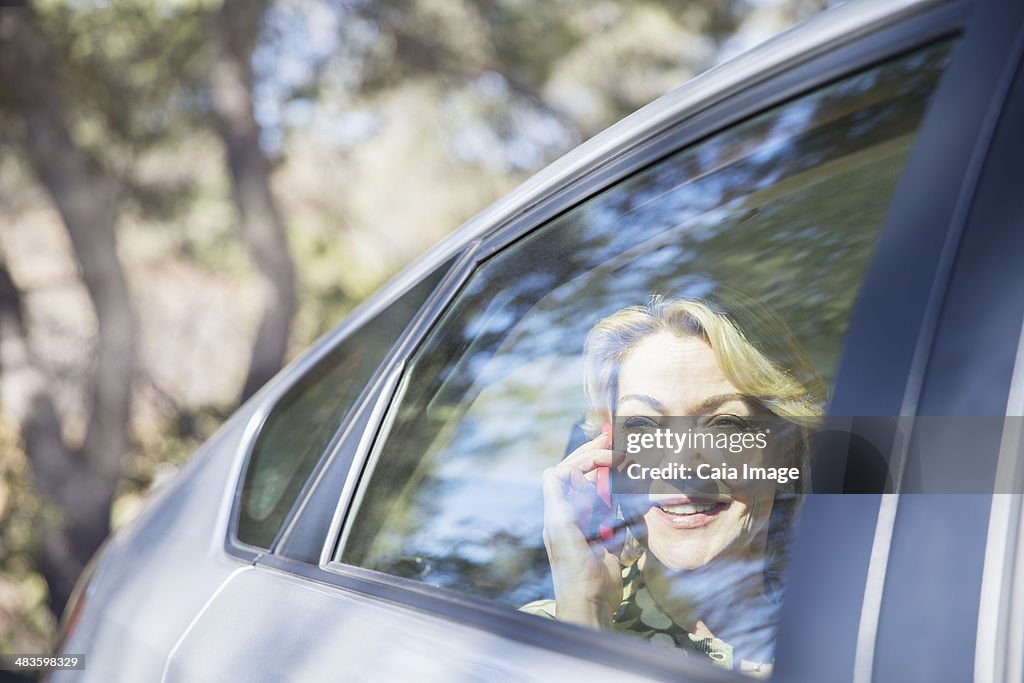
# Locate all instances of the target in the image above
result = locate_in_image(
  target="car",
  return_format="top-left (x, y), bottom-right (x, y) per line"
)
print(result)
top-left (51, 0), bottom-right (1024, 680)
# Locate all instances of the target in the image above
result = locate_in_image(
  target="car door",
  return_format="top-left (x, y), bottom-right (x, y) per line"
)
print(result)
top-left (773, 1), bottom-right (1024, 681)
top-left (960, 47), bottom-right (1024, 683)
top-left (849, 12), bottom-right (1024, 681)
top-left (163, 2), bottom-right (1023, 681)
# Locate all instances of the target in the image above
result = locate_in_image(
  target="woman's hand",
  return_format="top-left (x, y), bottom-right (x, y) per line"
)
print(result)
top-left (541, 431), bottom-right (624, 629)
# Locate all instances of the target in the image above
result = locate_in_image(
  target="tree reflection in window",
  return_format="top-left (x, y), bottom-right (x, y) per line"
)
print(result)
top-left (339, 42), bottom-right (954, 612)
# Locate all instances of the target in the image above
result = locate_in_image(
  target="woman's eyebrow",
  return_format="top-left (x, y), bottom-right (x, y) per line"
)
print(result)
top-left (618, 394), bottom-right (667, 413)
top-left (693, 393), bottom-right (755, 415)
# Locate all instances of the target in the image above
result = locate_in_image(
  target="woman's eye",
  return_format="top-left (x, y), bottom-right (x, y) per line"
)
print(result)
top-left (623, 415), bottom-right (660, 429)
top-left (707, 414), bottom-right (752, 431)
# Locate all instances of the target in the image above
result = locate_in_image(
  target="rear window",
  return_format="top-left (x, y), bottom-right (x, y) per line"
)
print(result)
top-left (235, 260), bottom-right (453, 548)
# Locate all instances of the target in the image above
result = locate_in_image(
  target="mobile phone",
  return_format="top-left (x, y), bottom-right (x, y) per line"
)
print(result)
top-left (594, 422), bottom-right (615, 542)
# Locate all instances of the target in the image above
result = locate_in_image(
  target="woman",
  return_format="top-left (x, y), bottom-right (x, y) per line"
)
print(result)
top-left (525, 295), bottom-right (824, 676)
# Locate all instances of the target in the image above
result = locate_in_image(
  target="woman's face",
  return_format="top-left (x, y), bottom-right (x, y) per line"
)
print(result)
top-left (616, 332), bottom-right (776, 571)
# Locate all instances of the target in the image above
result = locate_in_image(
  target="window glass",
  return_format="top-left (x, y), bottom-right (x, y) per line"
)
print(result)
top-left (339, 43), bottom-right (953, 674)
top-left (236, 259), bottom-right (454, 548)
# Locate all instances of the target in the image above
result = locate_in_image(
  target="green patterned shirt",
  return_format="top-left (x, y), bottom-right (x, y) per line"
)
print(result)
top-left (521, 560), bottom-right (734, 670)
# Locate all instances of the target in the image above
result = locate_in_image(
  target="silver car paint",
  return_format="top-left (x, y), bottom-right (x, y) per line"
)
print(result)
top-left (163, 566), bottom-right (663, 683)
top-left (52, 404), bottom-right (260, 682)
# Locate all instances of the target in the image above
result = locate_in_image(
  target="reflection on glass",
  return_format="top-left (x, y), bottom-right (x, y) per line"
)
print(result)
top-left (339, 41), bottom-right (954, 674)
top-left (525, 297), bottom-right (823, 674)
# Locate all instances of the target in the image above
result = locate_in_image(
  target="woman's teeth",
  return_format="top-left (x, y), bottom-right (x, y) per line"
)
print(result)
top-left (659, 502), bottom-right (719, 515)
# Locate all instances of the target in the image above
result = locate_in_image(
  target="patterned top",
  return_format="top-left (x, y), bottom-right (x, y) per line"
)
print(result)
top-left (521, 560), bottom-right (734, 670)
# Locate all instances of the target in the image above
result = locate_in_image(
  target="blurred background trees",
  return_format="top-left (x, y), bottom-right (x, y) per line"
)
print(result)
top-left (0, 0), bottom-right (826, 654)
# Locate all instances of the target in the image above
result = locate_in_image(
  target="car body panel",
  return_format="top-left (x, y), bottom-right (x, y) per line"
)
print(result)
top-left (52, 404), bottom-right (259, 682)
top-left (163, 566), bottom-right (679, 683)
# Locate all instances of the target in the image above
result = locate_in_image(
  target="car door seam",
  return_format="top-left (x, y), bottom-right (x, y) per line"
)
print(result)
top-left (159, 566), bottom-right (253, 683)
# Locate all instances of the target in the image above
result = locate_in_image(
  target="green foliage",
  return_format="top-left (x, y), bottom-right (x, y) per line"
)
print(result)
top-left (39, 1), bottom-right (210, 146)
top-left (0, 418), bottom-right (55, 654)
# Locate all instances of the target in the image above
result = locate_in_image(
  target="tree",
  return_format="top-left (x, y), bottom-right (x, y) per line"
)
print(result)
top-left (0, 1), bottom-right (136, 614)
top-left (210, 0), bottom-right (297, 403)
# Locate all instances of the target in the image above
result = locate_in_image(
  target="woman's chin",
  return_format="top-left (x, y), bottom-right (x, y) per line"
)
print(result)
top-left (643, 503), bottom-right (739, 570)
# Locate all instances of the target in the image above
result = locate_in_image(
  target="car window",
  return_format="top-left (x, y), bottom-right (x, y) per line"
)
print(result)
top-left (337, 42), bottom-right (954, 674)
top-left (236, 259), bottom-right (454, 549)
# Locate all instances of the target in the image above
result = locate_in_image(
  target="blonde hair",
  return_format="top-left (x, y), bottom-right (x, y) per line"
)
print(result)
top-left (583, 294), bottom-right (825, 452)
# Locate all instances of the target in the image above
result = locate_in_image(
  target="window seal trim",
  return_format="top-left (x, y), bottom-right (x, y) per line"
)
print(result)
top-left (319, 361), bottom-right (405, 567)
top-left (270, 362), bottom-right (402, 556)
top-left (225, 404), bottom-right (273, 561)
top-left (975, 312), bottom-right (1024, 683)
top-left (852, 493), bottom-right (901, 683)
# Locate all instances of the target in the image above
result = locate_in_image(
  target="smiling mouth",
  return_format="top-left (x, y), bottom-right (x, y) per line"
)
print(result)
top-left (657, 501), bottom-right (727, 516)
top-left (655, 500), bottom-right (729, 516)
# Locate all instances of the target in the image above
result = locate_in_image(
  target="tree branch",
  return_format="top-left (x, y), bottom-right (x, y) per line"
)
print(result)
top-left (209, 0), bottom-right (297, 403)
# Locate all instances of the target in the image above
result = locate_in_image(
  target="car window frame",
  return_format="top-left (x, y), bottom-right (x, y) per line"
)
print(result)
top-left (972, 49), bottom-right (1024, 683)
top-left (977, 326), bottom-right (1024, 683)
top-left (251, 1), bottom-right (1007, 680)
top-left (269, 243), bottom-right (485, 562)
top-left (225, 241), bottom-right (471, 561)
top-left (868, 23), bottom-right (1024, 682)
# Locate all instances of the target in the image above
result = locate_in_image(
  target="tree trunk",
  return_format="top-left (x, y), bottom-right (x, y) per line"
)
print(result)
top-left (209, 0), bottom-right (297, 403)
top-left (0, 2), bottom-right (136, 614)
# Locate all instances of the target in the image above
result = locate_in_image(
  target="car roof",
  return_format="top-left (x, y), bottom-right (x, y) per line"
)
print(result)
top-left (300, 0), bottom-right (944, 370)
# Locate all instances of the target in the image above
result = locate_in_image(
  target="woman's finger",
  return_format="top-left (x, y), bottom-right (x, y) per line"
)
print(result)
top-left (542, 471), bottom-right (591, 554)
top-left (562, 431), bottom-right (610, 457)
top-left (557, 446), bottom-right (617, 474)
top-left (542, 468), bottom-right (581, 526)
